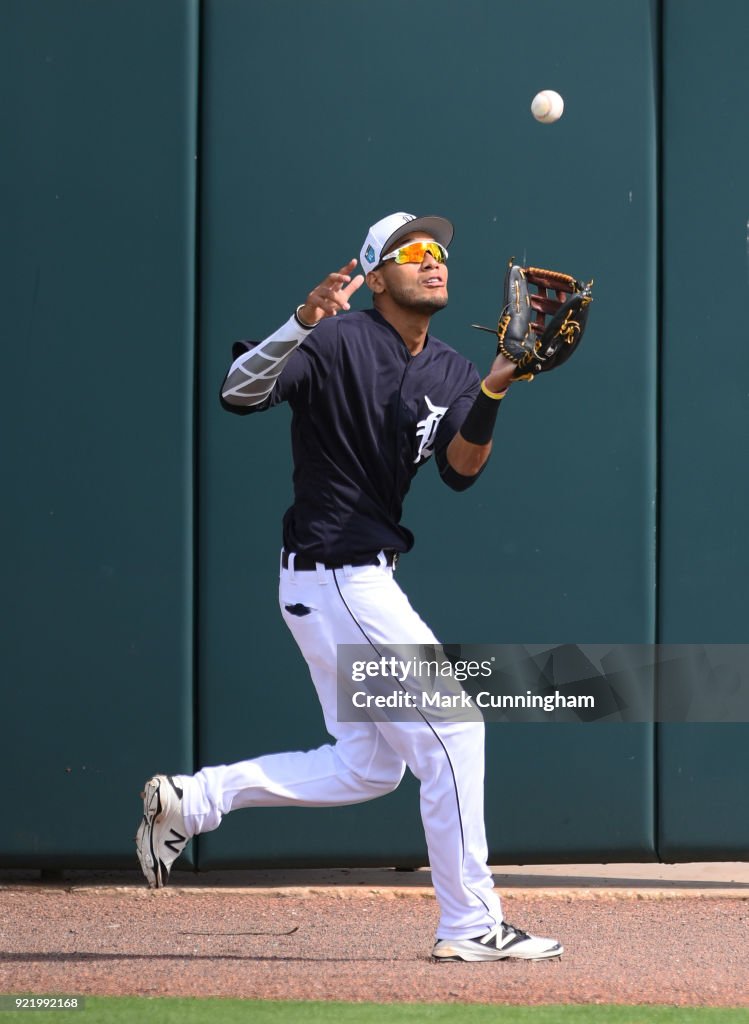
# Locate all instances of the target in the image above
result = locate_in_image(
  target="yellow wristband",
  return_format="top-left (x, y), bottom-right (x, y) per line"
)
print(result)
top-left (481, 380), bottom-right (509, 400)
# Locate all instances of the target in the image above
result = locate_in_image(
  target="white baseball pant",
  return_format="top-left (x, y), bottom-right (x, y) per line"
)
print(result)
top-left (175, 554), bottom-right (503, 940)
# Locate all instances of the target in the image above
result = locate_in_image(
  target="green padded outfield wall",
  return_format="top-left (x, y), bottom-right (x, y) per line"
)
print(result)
top-left (196, 0), bottom-right (657, 869)
top-left (656, 0), bottom-right (749, 860)
top-left (1, 1), bottom-right (198, 866)
top-left (4, 0), bottom-right (747, 871)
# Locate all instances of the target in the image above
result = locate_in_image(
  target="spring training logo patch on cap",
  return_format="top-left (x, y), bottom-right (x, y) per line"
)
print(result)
top-left (365, 244), bottom-right (376, 265)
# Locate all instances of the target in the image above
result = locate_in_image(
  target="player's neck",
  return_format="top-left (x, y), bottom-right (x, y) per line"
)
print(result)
top-left (374, 301), bottom-right (430, 356)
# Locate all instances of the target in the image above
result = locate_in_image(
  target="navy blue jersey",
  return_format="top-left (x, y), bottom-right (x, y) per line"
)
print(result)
top-left (222, 308), bottom-right (483, 562)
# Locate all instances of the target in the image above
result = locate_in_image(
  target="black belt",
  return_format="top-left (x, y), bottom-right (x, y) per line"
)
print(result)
top-left (282, 549), bottom-right (399, 571)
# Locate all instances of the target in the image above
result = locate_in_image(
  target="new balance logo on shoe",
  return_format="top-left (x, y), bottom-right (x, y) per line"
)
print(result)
top-left (164, 830), bottom-right (187, 856)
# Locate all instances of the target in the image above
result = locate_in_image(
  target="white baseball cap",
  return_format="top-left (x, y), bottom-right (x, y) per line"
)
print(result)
top-left (359, 212), bottom-right (454, 274)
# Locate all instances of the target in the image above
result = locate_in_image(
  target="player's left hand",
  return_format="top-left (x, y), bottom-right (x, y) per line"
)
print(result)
top-left (298, 259), bottom-right (365, 326)
top-left (483, 352), bottom-right (516, 395)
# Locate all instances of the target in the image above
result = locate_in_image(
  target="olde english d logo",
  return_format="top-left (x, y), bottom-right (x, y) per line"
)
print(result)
top-left (414, 395), bottom-right (448, 463)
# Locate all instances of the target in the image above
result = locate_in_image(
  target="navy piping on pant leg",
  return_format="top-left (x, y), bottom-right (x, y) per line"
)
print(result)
top-left (331, 569), bottom-right (494, 920)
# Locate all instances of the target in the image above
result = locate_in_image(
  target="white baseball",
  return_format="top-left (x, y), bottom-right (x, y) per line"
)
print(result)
top-left (531, 90), bottom-right (564, 124)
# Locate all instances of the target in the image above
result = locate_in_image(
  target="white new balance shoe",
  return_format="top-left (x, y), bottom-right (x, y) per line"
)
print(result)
top-left (432, 921), bottom-right (563, 962)
top-left (135, 774), bottom-right (189, 888)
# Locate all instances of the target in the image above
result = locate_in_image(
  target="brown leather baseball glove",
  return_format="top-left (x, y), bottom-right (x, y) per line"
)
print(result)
top-left (473, 259), bottom-right (594, 381)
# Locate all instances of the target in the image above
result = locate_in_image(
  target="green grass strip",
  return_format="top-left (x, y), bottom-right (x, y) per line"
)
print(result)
top-left (2, 997), bottom-right (749, 1023)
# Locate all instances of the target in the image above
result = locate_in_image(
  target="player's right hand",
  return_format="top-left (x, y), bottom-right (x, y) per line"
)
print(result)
top-left (297, 260), bottom-right (365, 326)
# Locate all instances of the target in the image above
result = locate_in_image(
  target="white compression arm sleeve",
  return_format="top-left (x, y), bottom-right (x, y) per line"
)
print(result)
top-left (220, 314), bottom-right (315, 407)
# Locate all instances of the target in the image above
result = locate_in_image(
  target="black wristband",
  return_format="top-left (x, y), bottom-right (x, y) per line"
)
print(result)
top-left (294, 305), bottom-right (318, 330)
top-left (459, 388), bottom-right (505, 445)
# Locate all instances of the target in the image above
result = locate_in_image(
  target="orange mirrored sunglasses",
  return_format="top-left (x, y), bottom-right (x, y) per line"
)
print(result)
top-left (380, 240), bottom-right (448, 266)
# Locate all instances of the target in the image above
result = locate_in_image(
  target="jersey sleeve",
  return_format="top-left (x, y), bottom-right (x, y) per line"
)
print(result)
top-left (220, 318), bottom-right (340, 416)
top-left (433, 361), bottom-right (481, 454)
top-left (433, 362), bottom-right (489, 491)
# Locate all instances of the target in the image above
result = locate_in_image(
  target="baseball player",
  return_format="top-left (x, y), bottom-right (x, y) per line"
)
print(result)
top-left (136, 212), bottom-right (563, 962)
